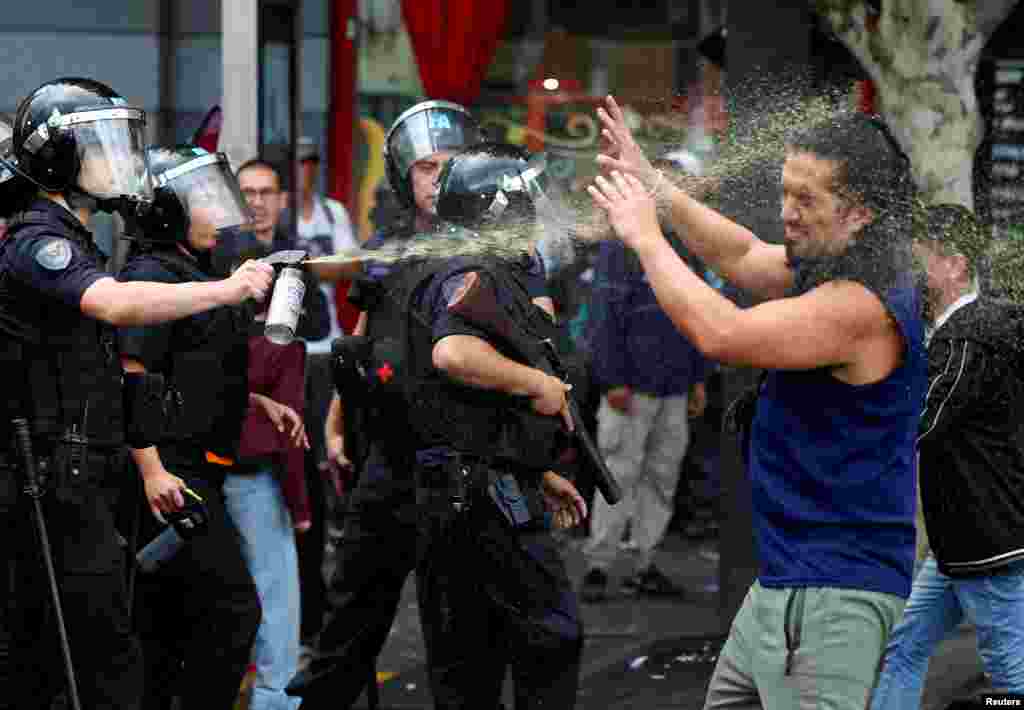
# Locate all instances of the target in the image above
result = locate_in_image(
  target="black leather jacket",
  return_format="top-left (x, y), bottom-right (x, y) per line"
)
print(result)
top-left (919, 297), bottom-right (1024, 576)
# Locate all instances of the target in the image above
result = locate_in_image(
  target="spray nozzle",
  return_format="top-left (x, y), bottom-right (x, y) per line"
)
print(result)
top-left (259, 249), bottom-right (308, 268)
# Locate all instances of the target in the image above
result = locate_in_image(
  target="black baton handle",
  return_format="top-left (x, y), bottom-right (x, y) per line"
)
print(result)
top-left (12, 418), bottom-right (82, 710)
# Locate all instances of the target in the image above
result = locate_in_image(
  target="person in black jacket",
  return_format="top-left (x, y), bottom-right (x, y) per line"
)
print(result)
top-left (870, 204), bottom-right (1024, 709)
top-left (119, 145), bottom-right (284, 710)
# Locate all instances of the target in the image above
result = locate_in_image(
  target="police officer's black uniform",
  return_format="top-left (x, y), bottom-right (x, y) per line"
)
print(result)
top-left (311, 143), bottom-right (583, 709)
top-left (409, 257), bottom-right (583, 710)
top-left (290, 100), bottom-right (482, 708)
top-left (0, 109), bottom-right (28, 708)
top-left (118, 145), bottom-right (261, 710)
top-left (0, 79), bottom-right (147, 710)
top-left (403, 145), bottom-right (584, 709)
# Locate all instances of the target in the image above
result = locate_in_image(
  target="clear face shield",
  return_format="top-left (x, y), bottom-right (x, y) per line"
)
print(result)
top-left (518, 154), bottom-right (578, 274)
top-left (156, 152), bottom-right (254, 237)
top-left (388, 103), bottom-right (480, 185)
top-left (58, 108), bottom-right (153, 202)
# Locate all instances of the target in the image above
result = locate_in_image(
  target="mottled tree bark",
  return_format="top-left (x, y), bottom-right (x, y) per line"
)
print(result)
top-left (812, 0), bottom-right (1019, 207)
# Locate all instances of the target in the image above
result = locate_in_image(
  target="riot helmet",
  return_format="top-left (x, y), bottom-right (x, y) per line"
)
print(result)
top-left (436, 142), bottom-right (562, 231)
top-left (385, 100), bottom-right (480, 208)
top-left (12, 77), bottom-right (152, 214)
top-left (136, 145), bottom-right (253, 251)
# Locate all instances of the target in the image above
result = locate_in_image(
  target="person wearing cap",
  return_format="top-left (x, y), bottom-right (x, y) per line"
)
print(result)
top-left (293, 136), bottom-right (359, 342)
top-left (870, 205), bottom-right (1024, 708)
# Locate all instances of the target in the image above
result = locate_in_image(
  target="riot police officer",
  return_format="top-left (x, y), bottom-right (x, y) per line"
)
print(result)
top-left (289, 100), bottom-right (483, 706)
top-left (395, 143), bottom-right (586, 709)
top-left (117, 144), bottom-right (283, 710)
top-left (0, 109), bottom-right (32, 710)
top-left (0, 78), bottom-right (273, 710)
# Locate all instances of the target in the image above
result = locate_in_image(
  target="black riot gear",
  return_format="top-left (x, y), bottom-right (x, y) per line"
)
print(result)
top-left (0, 208), bottom-right (126, 452)
top-left (124, 247), bottom-right (251, 461)
top-left (435, 142), bottom-right (563, 232)
top-left (404, 260), bottom-right (568, 470)
top-left (384, 100), bottom-right (480, 208)
top-left (12, 77), bottom-right (152, 215)
top-left (135, 145), bottom-right (253, 250)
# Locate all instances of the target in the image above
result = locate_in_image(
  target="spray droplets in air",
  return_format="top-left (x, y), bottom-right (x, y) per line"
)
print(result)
top-left (330, 75), bottom-right (1019, 316)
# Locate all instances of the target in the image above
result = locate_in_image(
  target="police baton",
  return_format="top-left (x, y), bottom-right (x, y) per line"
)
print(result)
top-left (11, 418), bottom-right (82, 710)
top-left (446, 271), bottom-right (623, 505)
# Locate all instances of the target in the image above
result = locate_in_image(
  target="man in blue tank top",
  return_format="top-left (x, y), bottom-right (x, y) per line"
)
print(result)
top-left (589, 98), bottom-right (926, 710)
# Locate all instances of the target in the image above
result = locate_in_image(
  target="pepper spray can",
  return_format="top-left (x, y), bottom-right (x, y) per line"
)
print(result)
top-left (264, 266), bottom-right (306, 345)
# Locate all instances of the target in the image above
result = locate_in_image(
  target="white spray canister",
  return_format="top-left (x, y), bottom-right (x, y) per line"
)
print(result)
top-left (264, 266), bottom-right (306, 345)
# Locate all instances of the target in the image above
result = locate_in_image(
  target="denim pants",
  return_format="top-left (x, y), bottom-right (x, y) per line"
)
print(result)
top-left (870, 555), bottom-right (1024, 710)
top-left (224, 468), bottom-right (302, 710)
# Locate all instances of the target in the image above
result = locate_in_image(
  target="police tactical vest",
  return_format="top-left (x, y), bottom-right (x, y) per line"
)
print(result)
top-left (130, 248), bottom-right (252, 459)
top-left (399, 257), bottom-right (567, 470)
top-left (0, 210), bottom-right (125, 449)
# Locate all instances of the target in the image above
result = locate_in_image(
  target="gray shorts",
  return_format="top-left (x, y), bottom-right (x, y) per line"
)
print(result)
top-left (704, 581), bottom-right (905, 710)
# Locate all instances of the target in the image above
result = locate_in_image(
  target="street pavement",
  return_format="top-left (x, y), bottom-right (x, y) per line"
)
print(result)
top-left (344, 530), bottom-right (992, 710)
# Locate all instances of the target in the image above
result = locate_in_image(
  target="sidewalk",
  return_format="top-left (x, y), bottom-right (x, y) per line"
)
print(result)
top-left (353, 532), bottom-right (722, 709)
top-left (348, 531), bottom-right (989, 709)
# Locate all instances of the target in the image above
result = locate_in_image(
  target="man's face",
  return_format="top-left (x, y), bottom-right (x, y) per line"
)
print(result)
top-left (239, 165), bottom-right (284, 234)
top-left (409, 150), bottom-right (454, 216)
top-left (781, 151), bottom-right (868, 262)
top-left (913, 240), bottom-right (963, 314)
top-left (184, 182), bottom-right (230, 252)
top-left (78, 147), bottom-right (117, 197)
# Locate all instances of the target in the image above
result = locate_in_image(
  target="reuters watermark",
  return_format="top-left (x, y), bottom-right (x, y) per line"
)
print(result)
top-left (984, 695), bottom-right (1024, 707)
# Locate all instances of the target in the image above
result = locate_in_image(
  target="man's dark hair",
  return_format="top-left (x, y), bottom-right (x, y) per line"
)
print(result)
top-left (236, 157), bottom-right (283, 186)
top-left (786, 112), bottom-right (914, 216)
top-left (785, 114), bottom-right (919, 299)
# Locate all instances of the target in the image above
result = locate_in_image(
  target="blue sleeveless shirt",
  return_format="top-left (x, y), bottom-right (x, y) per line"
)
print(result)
top-left (749, 270), bottom-right (926, 599)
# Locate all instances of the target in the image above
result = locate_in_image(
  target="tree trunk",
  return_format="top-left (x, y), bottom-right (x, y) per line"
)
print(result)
top-left (811, 0), bottom-right (1019, 208)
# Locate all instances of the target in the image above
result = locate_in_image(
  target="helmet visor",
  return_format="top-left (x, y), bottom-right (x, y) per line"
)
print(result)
top-left (522, 152), bottom-right (571, 228)
top-left (161, 154), bottom-right (254, 233)
top-left (388, 103), bottom-right (479, 183)
top-left (67, 109), bottom-right (152, 201)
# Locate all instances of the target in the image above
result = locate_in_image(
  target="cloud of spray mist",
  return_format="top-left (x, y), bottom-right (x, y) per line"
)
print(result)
top-left (335, 74), bottom-right (1020, 311)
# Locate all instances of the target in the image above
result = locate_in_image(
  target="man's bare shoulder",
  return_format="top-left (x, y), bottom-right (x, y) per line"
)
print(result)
top-left (808, 279), bottom-right (905, 384)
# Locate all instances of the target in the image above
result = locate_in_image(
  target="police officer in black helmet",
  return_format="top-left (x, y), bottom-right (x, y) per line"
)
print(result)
top-left (0, 78), bottom-right (273, 710)
top-left (118, 144), bottom-right (281, 710)
top-left (290, 100), bottom-right (486, 707)
top-left (400, 142), bottom-right (586, 709)
top-left (0, 110), bottom-right (34, 710)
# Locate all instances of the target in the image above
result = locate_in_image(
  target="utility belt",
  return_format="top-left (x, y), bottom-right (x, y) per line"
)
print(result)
top-left (0, 437), bottom-right (126, 506)
top-left (416, 454), bottom-right (563, 616)
top-left (416, 455), bottom-right (550, 533)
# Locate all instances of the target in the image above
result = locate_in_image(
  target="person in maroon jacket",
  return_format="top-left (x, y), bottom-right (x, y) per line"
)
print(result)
top-left (224, 310), bottom-right (310, 710)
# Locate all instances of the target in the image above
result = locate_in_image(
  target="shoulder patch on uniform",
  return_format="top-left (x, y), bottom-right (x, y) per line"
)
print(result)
top-left (35, 238), bottom-right (73, 271)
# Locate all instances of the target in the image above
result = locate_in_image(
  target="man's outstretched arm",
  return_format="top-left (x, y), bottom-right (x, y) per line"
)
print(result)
top-left (594, 95), bottom-right (792, 299)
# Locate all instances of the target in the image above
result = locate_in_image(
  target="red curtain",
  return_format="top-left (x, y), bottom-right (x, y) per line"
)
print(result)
top-left (401, 0), bottom-right (509, 106)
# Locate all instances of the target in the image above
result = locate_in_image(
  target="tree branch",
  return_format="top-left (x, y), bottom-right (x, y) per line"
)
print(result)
top-left (810, 0), bottom-right (877, 81)
top-left (975, 0), bottom-right (1019, 38)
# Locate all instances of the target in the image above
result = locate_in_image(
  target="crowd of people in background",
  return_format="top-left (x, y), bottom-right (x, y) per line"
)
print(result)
top-left (4, 71), bottom-right (1023, 710)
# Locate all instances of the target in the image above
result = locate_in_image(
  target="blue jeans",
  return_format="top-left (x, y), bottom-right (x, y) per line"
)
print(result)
top-left (870, 555), bottom-right (1024, 710)
top-left (224, 468), bottom-right (302, 710)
